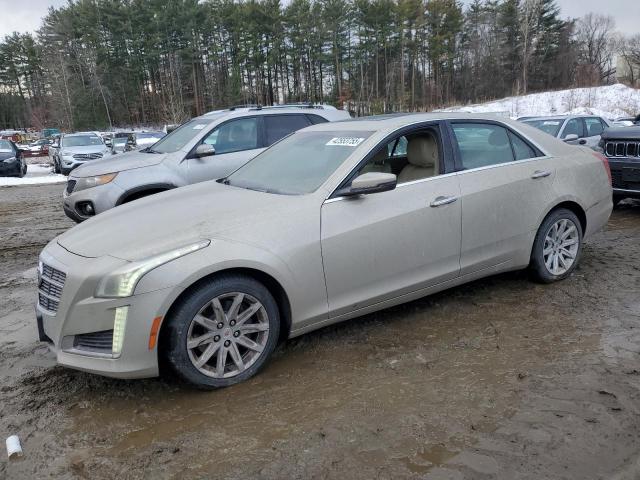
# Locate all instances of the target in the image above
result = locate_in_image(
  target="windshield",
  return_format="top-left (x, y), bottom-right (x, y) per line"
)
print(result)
top-left (0, 140), bottom-right (13, 152)
top-left (226, 130), bottom-right (373, 195)
top-left (523, 119), bottom-right (562, 137)
top-left (137, 132), bottom-right (164, 140)
top-left (62, 135), bottom-right (103, 147)
top-left (114, 137), bottom-right (128, 145)
top-left (149, 118), bottom-right (219, 153)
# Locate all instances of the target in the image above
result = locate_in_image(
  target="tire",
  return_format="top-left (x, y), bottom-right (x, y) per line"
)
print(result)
top-left (53, 159), bottom-right (61, 174)
top-left (162, 274), bottom-right (280, 389)
top-left (17, 160), bottom-right (25, 178)
top-left (529, 208), bottom-right (583, 284)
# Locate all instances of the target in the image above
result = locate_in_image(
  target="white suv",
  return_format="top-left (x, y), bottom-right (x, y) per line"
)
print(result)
top-left (62, 105), bottom-right (350, 222)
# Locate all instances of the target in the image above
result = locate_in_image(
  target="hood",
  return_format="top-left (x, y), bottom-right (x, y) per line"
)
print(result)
top-left (601, 126), bottom-right (640, 140)
top-left (71, 150), bottom-right (167, 177)
top-left (56, 181), bottom-right (307, 260)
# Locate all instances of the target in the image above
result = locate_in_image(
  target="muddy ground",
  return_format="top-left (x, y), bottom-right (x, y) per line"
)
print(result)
top-left (1, 183), bottom-right (640, 480)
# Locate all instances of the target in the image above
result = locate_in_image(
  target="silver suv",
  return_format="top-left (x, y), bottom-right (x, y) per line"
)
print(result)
top-left (63, 105), bottom-right (350, 222)
top-left (53, 132), bottom-right (111, 175)
top-left (520, 115), bottom-right (612, 149)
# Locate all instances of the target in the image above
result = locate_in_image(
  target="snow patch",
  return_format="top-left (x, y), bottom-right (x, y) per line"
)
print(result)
top-left (0, 164), bottom-right (66, 187)
top-left (440, 84), bottom-right (640, 119)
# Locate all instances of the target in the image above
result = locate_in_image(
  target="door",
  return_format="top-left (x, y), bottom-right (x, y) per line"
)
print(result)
top-left (450, 122), bottom-right (557, 274)
top-left (321, 126), bottom-right (462, 317)
top-left (559, 117), bottom-right (587, 146)
top-left (583, 117), bottom-right (607, 148)
top-left (187, 117), bottom-right (265, 183)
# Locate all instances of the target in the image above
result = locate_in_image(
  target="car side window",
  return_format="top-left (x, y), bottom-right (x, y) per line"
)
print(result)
top-left (306, 114), bottom-right (328, 125)
top-left (356, 130), bottom-right (440, 184)
top-left (203, 117), bottom-right (258, 154)
top-left (451, 123), bottom-right (514, 169)
top-left (264, 114), bottom-right (310, 145)
top-left (562, 118), bottom-right (585, 139)
top-left (584, 117), bottom-right (605, 137)
top-left (508, 130), bottom-right (538, 160)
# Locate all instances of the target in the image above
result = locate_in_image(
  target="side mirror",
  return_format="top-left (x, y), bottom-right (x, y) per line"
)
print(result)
top-left (193, 144), bottom-right (215, 158)
top-left (563, 134), bottom-right (578, 142)
top-left (335, 172), bottom-right (397, 197)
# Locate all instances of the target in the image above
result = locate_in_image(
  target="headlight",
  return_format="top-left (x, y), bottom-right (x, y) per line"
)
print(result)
top-left (73, 172), bottom-right (118, 192)
top-left (95, 240), bottom-right (210, 298)
top-left (2, 156), bottom-right (17, 163)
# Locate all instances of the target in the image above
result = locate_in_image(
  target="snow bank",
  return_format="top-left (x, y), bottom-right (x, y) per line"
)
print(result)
top-left (0, 164), bottom-right (66, 187)
top-left (440, 84), bottom-right (640, 119)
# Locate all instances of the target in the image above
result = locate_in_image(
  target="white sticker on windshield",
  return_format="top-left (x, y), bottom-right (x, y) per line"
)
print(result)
top-left (543, 121), bottom-right (560, 125)
top-left (326, 137), bottom-right (365, 147)
top-left (193, 124), bottom-right (206, 130)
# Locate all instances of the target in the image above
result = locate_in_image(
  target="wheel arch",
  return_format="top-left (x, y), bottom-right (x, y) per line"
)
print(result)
top-left (116, 183), bottom-right (176, 205)
top-left (158, 267), bottom-right (293, 354)
top-left (546, 200), bottom-right (587, 235)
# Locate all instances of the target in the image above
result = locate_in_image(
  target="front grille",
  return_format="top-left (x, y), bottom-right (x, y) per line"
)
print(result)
top-left (66, 179), bottom-right (77, 194)
top-left (72, 153), bottom-right (103, 160)
top-left (74, 330), bottom-right (113, 353)
top-left (604, 141), bottom-right (640, 159)
top-left (38, 263), bottom-right (66, 314)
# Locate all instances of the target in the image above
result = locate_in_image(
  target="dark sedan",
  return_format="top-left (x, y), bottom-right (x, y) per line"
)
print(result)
top-left (0, 139), bottom-right (27, 177)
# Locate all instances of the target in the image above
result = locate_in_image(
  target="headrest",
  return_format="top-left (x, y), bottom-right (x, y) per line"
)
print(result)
top-left (488, 129), bottom-right (505, 146)
top-left (407, 134), bottom-right (438, 168)
top-left (371, 148), bottom-right (387, 164)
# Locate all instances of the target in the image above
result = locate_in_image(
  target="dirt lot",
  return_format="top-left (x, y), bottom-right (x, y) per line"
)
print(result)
top-left (1, 183), bottom-right (640, 480)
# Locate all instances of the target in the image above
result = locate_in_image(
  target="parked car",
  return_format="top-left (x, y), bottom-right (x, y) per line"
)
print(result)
top-left (110, 133), bottom-right (135, 155)
top-left (612, 117), bottom-right (636, 127)
top-left (0, 139), bottom-right (27, 177)
top-left (520, 115), bottom-right (612, 148)
top-left (23, 138), bottom-right (53, 157)
top-left (37, 113), bottom-right (613, 388)
top-left (62, 105), bottom-right (350, 221)
top-left (134, 131), bottom-right (165, 149)
top-left (53, 132), bottom-right (110, 175)
top-left (599, 126), bottom-right (640, 205)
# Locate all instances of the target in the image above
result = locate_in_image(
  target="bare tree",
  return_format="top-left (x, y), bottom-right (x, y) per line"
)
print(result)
top-left (519, 0), bottom-right (542, 95)
top-left (616, 34), bottom-right (640, 87)
top-left (575, 13), bottom-right (616, 85)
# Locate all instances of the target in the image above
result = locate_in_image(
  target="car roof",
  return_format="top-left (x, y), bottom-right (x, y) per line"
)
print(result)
top-left (194, 104), bottom-right (345, 122)
top-left (303, 112), bottom-right (517, 132)
top-left (64, 131), bottom-right (101, 137)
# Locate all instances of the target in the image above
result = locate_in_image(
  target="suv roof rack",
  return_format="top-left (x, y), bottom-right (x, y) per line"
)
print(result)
top-left (248, 103), bottom-right (336, 111)
top-left (228, 104), bottom-right (260, 111)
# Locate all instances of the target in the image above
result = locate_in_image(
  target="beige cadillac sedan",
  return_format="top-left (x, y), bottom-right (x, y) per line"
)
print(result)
top-left (36, 113), bottom-right (613, 388)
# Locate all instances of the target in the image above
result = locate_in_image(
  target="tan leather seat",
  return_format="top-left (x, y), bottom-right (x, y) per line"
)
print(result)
top-left (360, 148), bottom-right (391, 174)
top-left (397, 134), bottom-right (439, 183)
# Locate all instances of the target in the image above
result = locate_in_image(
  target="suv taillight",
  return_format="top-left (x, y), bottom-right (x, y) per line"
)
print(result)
top-left (593, 151), bottom-right (611, 185)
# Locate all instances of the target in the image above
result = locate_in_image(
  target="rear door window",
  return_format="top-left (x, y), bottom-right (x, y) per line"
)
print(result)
top-left (264, 114), bottom-right (311, 145)
top-left (451, 123), bottom-right (514, 169)
top-left (306, 114), bottom-right (328, 125)
top-left (508, 131), bottom-right (538, 160)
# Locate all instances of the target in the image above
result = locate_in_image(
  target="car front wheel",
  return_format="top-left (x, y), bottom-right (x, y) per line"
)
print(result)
top-left (530, 208), bottom-right (583, 283)
top-left (163, 274), bottom-right (280, 389)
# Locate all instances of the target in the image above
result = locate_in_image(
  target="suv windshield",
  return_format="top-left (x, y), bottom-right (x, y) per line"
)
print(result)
top-left (149, 118), bottom-right (221, 154)
top-left (0, 140), bottom-right (13, 152)
top-left (523, 119), bottom-right (563, 137)
top-left (226, 130), bottom-right (373, 195)
top-left (62, 135), bottom-right (103, 147)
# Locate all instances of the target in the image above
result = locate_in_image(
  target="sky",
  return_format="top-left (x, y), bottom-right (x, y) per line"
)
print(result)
top-left (0, 0), bottom-right (638, 39)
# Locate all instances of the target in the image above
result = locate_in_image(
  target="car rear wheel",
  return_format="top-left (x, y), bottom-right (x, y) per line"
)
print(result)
top-left (530, 208), bottom-right (583, 283)
top-left (163, 274), bottom-right (280, 389)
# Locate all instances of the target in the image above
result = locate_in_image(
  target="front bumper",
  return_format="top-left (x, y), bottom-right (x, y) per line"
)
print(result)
top-left (63, 180), bottom-right (125, 222)
top-left (610, 159), bottom-right (640, 198)
top-left (0, 160), bottom-right (22, 176)
top-left (36, 241), bottom-right (175, 379)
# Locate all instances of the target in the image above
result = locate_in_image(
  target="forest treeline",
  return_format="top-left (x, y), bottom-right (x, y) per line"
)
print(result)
top-left (0, 0), bottom-right (634, 130)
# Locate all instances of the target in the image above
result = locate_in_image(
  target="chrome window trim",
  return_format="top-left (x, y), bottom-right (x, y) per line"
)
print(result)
top-left (455, 154), bottom-right (554, 175)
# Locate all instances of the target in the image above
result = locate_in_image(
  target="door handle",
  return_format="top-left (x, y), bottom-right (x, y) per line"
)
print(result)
top-left (531, 170), bottom-right (551, 179)
top-left (430, 195), bottom-right (458, 207)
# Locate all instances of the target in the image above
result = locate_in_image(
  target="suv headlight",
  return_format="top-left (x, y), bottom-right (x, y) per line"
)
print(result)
top-left (2, 156), bottom-right (17, 163)
top-left (95, 240), bottom-right (210, 298)
top-left (73, 172), bottom-right (118, 192)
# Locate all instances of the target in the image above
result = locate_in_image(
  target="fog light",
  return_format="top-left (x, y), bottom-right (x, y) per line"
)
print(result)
top-left (112, 306), bottom-right (129, 357)
top-left (77, 201), bottom-right (95, 216)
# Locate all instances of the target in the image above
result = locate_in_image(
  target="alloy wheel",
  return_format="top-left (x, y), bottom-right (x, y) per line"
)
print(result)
top-left (186, 292), bottom-right (270, 378)
top-left (543, 218), bottom-right (580, 276)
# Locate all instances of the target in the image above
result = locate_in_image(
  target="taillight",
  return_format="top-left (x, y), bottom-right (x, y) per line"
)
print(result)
top-left (593, 151), bottom-right (611, 185)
